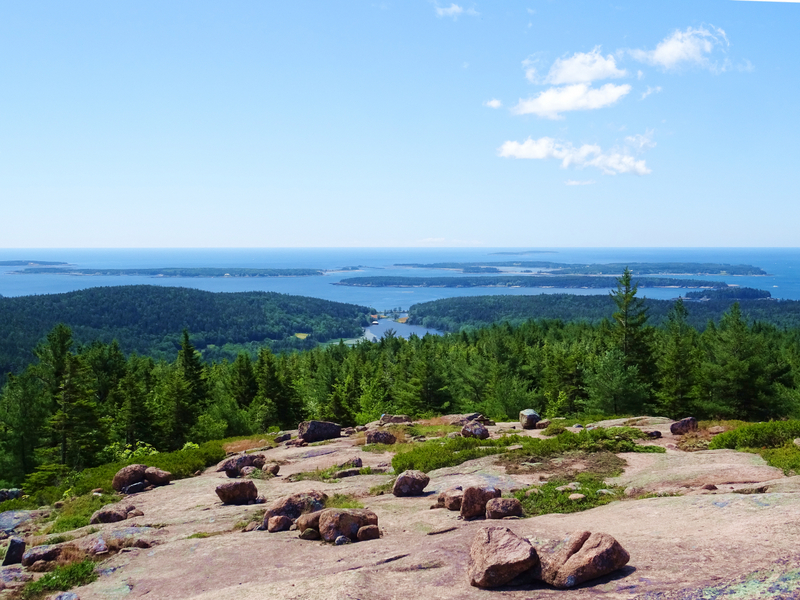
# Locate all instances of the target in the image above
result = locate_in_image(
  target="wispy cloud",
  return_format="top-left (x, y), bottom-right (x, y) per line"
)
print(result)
top-left (641, 85), bottom-right (662, 100)
top-left (498, 136), bottom-right (651, 175)
top-left (511, 83), bottom-right (631, 119)
top-left (545, 48), bottom-right (627, 84)
top-left (630, 26), bottom-right (729, 71)
top-left (625, 130), bottom-right (656, 151)
top-left (565, 180), bottom-right (596, 186)
top-left (434, 3), bottom-right (479, 18)
top-left (484, 99), bottom-right (502, 109)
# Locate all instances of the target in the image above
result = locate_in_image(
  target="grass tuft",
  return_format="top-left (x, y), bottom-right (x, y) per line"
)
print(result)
top-left (324, 494), bottom-right (364, 509)
top-left (20, 558), bottom-right (97, 600)
top-left (515, 477), bottom-right (622, 517)
top-left (708, 421), bottom-right (800, 451)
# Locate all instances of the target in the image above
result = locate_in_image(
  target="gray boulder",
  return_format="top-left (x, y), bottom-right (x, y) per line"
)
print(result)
top-left (461, 421), bottom-right (490, 440)
top-left (519, 409), bottom-right (541, 430)
top-left (298, 420), bottom-right (342, 443)
top-left (670, 417), bottom-right (698, 435)
top-left (1, 537), bottom-right (25, 566)
top-left (366, 430), bottom-right (396, 445)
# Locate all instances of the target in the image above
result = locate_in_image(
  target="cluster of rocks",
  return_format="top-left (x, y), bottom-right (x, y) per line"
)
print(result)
top-left (468, 526), bottom-right (630, 590)
top-left (0, 489), bottom-right (23, 502)
top-left (89, 503), bottom-right (144, 524)
top-left (433, 485), bottom-right (523, 519)
top-left (258, 491), bottom-right (380, 545)
top-left (112, 464), bottom-right (172, 495)
top-left (216, 453), bottom-right (279, 479)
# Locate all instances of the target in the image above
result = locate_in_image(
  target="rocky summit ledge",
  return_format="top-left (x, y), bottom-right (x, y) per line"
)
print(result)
top-left (7, 416), bottom-right (800, 600)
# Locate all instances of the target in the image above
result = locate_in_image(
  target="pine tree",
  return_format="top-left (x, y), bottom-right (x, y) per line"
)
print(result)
top-left (228, 352), bottom-right (258, 407)
top-left (177, 330), bottom-right (207, 411)
top-left (655, 298), bottom-right (700, 418)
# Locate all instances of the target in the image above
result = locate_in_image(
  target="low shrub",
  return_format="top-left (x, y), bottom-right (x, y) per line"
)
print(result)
top-left (752, 444), bottom-right (800, 475)
top-left (324, 494), bottom-right (364, 509)
top-left (708, 421), bottom-right (800, 450)
top-left (20, 558), bottom-right (97, 599)
top-left (48, 493), bottom-right (117, 534)
top-left (541, 424), bottom-right (567, 436)
top-left (514, 477), bottom-right (622, 517)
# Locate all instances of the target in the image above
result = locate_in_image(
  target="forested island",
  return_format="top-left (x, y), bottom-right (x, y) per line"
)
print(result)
top-left (0, 260), bottom-right (69, 266)
top-left (13, 267), bottom-right (324, 277)
top-left (336, 275), bottom-right (729, 289)
top-left (0, 285), bottom-right (372, 380)
top-left (395, 261), bottom-right (768, 276)
top-left (1, 271), bottom-right (797, 491)
top-left (407, 291), bottom-right (800, 332)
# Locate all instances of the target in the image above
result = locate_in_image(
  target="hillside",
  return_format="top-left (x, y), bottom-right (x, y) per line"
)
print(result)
top-left (0, 285), bottom-right (373, 376)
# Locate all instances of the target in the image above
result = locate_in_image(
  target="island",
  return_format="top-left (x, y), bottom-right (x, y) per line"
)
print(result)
top-left (0, 260), bottom-right (69, 266)
top-left (334, 275), bottom-right (729, 289)
top-left (394, 261), bottom-right (768, 276)
top-left (14, 267), bottom-right (324, 277)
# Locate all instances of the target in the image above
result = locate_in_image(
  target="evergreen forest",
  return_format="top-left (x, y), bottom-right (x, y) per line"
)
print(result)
top-left (1, 270), bottom-right (799, 490)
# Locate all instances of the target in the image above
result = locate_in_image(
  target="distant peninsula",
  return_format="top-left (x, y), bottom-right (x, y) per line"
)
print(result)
top-left (394, 261), bottom-right (768, 276)
top-left (488, 250), bottom-right (558, 255)
top-left (335, 275), bottom-right (729, 289)
top-left (14, 267), bottom-right (324, 277)
top-left (0, 260), bottom-right (69, 267)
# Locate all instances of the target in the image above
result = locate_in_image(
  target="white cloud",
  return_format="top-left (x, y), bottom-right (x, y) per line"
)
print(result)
top-left (435, 3), bottom-right (463, 17)
top-left (545, 47), bottom-right (627, 84)
top-left (498, 136), bottom-right (651, 175)
top-left (630, 26), bottom-right (729, 71)
top-left (434, 3), bottom-right (478, 18)
top-left (511, 83), bottom-right (631, 119)
top-left (625, 130), bottom-right (656, 151)
top-left (484, 99), bottom-right (502, 109)
top-left (565, 180), bottom-right (596, 186)
top-left (641, 85), bottom-right (662, 100)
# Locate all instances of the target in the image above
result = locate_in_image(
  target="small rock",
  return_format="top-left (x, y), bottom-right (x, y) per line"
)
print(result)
top-left (48, 593), bottom-right (80, 600)
top-left (568, 493), bottom-right (585, 501)
top-left (708, 426), bottom-right (725, 435)
top-left (88, 537), bottom-right (108, 555)
top-left (215, 481), bottom-right (258, 505)
top-left (468, 526), bottom-right (538, 589)
top-left (793, 438), bottom-right (800, 448)
top-left (670, 417), bottom-right (698, 435)
top-left (299, 528), bottom-right (321, 540)
top-left (144, 467), bottom-right (172, 486)
top-left (267, 515), bottom-right (293, 533)
top-left (334, 468), bottom-right (361, 478)
top-left (112, 465), bottom-right (147, 492)
top-left (379, 414), bottom-right (411, 425)
top-left (366, 430), bottom-right (397, 445)
top-left (537, 531), bottom-right (630, 589)
top-left (573, 424), bottom-right (584, 429)
top-left (91, 488), bottom-right (103, 494)
top-left (273, 433), bottom-right (291, 443)
top-left (342, 427), bottom-right (356, 436)
top-left (461, 486), bottom-right (501, 520)
top-left (355, 426), bottom-right (367, 433)
top-left (447, 432), bottom-right (461, 439)
top-left (263, 464), bottom-right (280, 476)
top-left (357, 524), bottom-right (380, 541)
top-left (461, 421), bottom-right (490, 440)
top-left (535, 419), bottom-right (551, 430)
top-left (702, 483), bottom-right (718, 491)
top-left (53, 501), bottom-right (64, 509)
top-left (21, 544), bottom-right (62, 567)
top-left (644, 430), bottom-right (662, 439)
top-left (519, 409), bottom-right (541, 430)
top-left (624, 486), bottom-right (641, 498)
top-left (90, 504), bottom-right (131, 524)
top-left (525, 488), bottom-right (541, 496)
top-left (2, 537), bottom-right (26, 565)
top-left (597, 489), bottom-right (614, 496)
top-left (485, 498), bottom-right (523, 519)
top-left (298, 420), bottom-right (342, 443)
top-left (122, 482), bottom-right (145, 495)
top-left (243, 522), bottom-right (259, 532)
top-left (126, 509), bottom-right (144, 518)
top-left (392, 470), bottom-right (430, 497)
top-left (334, 535), bottom-right (350, 545)
top-left (438, 487), bottom-right (464, 511)
top-left (337, 457), bottom-right (362, 469)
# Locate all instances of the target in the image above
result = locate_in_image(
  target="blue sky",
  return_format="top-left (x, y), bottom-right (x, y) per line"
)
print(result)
top-left (1, 1), bottom-right (798, 248)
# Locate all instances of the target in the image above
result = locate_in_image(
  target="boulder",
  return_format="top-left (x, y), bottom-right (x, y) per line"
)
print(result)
top-left (251, 455), bottom-right (266, 469)
top-left (298, 420), bottom-right (341, 443)
top-left (263, 491), bottom-right (328, 523)
top-left (537, 531), bottom-right (630, 589)
top-left (468, 526), bottom-right (539, 589)
top-left (216, 454), bottom-right (261, 474)
top-left (379, 414), bottom-right (412, 425)
top-left (111, 464), bottom-right (147, 492)
top-left (485, 498), bottom-right (523, 519)
top-left (437, 486), bottom-right (464, 511)
top-left (267, 515), bottom-right (293, 533)
top-left (794, 438), bottom-right (800, 448)
top-left (366, 430), bottom-right (397, 445)
top-left (1, 537), bottom-right (25, 566)
top-left (392, 470), bottom-right (430, 497)
top-left (89, 504), bottom-right (131, 524)
top-left (535, 419), bottom-right (552, 430)
top-left (343, 427), bottom-right (356, 436)
top-left (355, 426), bottom-right (367, 433)
top-left (670, 417), bottom-right (698, 435)
top-left (708, 426), bottom-right (726, 435)
top-left (295, 510), bottom-right (324, 532)
top-left (568, 493), bottom-right (586, 501)
top-left (334, 468), bottom-right (361, 478)
top-left (461, 421), bottom-right (490, 440)
top-left (273, 433), bottom-right (291, 443)
top-left (87, 537), bottom-right (109, 556)
top-left (337, 457), bottom-right (362, 469)
top-left (215, 481), bottom-right (258, 505)
top-left (335, 535), bottom-right (350, 545)
top-left (357, 524), bottom-right (380, 541)
top-left (519, 409), bottom-right (541, 430)
top-left (144, 467), bottom-right (172, 486)
top-left (122, 482), bottom-right (145, 495)
top-left (318, 508), bottom-right (378, 543)
top-left (21, 544), bottom-right (61, 567)
top-left (239, 466), bottom-right (258, 478)
top-left (263, 464), bottom-right (280, 476)
top-left (461, 486), bottom-right (501, 520)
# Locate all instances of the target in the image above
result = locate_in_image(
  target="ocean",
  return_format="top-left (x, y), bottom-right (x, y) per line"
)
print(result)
top-left (1, 248), bottom-right (798, 310)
